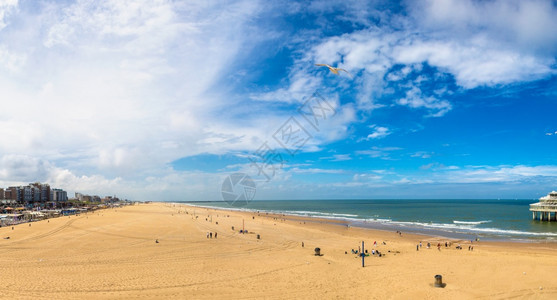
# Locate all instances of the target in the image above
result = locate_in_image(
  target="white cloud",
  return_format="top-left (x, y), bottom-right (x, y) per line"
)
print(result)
top-left (409, 0), bottom-right (557, 54)
top-left (407, 164), bottom-right (557, 184)
top-left (0, 45), bottom-right (25, 71)
top-left (250, 68), bottom-right (323, 103)
top-left (392, 37), bottom-right (555, 88)
top-left (361, 125), bottom-right (391, 141)
top-left (0, 0), bottom-right (17, 31)
top-left (412, 151), bottom-right (433, 159)
top-left (356, 146), bottom-right (402, 160)
top-left (446, 165), bottom-right (557, 183)
top-left (331, 154), bottom-right (351, 161)
top-left (396, 86), bottom-right (452, 117)
top-left (353, 173), bottom-right (382, 181)
top-left (289, 167), bottom-right (345, 174)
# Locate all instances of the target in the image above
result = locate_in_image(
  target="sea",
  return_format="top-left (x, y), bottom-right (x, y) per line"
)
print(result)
top-left (182, 199), bottom-right (557, 242)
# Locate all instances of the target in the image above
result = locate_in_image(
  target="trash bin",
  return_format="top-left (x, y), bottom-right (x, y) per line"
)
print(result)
top-left (257, 234), bottom-right (260, 239)
top-left (231, 226), bottom-right (234, 230)
top-left (314, 247), bottom-right (321, 256)
top-left (434, 275), bottom-right (444, 287)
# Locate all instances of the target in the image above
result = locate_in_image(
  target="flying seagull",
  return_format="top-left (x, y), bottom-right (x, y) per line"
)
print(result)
top-left (315, 64), bottom-right (352, 77)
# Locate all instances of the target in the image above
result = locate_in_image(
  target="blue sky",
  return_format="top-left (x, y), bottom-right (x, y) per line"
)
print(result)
top-left (0, 0), bottom-right (556, 201)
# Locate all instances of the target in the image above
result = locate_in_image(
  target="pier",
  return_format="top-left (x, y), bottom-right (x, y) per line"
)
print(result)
top-left (530, 191), bottom-right (557, 221)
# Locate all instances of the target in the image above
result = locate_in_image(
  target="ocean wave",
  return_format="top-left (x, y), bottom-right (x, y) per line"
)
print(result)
top-left (453, 220), bottom-right (492, 225)
top-left (360, 218), bottom-right (392, 223)
top-left (379, 220), bottom-right (557, 237)
top-left (292, 211), bottom-right (359, 218)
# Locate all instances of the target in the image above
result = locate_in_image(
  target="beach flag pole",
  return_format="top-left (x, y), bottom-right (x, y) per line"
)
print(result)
top-left (362, 241), bottom-right (365, 268)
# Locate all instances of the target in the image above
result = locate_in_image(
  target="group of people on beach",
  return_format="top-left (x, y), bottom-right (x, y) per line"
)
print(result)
top-left (206, 232), bottom-right (217, 239)
top-left (416, 240), bottom-right (476, 251)
top-left (349, 248), bottom-right (383, 257)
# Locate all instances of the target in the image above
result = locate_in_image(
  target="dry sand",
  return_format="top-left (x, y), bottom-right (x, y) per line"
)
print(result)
top-left (1, 202), bottom-right (556, 299)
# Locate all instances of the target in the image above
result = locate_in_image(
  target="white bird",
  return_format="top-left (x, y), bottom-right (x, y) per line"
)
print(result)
top-left (315, 64), bottom-right (352, 77)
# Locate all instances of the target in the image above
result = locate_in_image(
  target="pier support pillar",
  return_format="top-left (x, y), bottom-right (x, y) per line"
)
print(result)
top-left (533, 212), bottom-right (535, 220)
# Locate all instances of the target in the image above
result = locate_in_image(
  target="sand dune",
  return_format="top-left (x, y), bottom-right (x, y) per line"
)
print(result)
top-left (0, 202), bottom-right (556, 299)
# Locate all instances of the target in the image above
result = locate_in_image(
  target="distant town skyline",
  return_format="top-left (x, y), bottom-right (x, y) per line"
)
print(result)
top-left (0, 0), bottom-right (556, 201)
top-left (0, 181), bottom-right (124, 207)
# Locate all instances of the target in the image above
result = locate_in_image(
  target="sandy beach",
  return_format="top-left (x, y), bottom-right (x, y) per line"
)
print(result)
top-left (0, 202), bottom-right (556, 299)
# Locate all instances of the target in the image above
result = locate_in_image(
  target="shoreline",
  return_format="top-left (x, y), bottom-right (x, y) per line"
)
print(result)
top-left (182, 202), bottom-right (557, 244)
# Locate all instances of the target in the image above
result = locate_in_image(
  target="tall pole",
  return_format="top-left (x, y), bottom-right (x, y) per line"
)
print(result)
top-left (361, 241), bottom-right (365, 267)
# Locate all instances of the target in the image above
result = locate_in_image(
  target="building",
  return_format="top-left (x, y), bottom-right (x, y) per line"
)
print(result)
top-left (23, 186), bottom-right (33, 204)
top-left (30, 182), bottom-right (51, 203)
top-left (0, 183), bottom-right (69, 207)
top-left (51, 189), bottom-right (68, 202)
top-left (5, 187), bottom-right (19, 201)
top-left (530, 191), bottom-right (557, 221)
top-left (0, 184), bottom-right (66, 207)
top-left (32, 186), bottom-right (40, 202)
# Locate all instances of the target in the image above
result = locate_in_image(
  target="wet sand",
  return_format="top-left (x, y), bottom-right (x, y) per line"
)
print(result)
top-left (1, 202), bottom-right (556, 299)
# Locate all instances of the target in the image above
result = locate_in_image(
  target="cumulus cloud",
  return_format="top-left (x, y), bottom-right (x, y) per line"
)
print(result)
top-left (392, 36), bottom-right (555, 88)
top-left (0, 154), bottom-right (53, 181)
top-left (396, 86), bottom-right (452, 117)
top-left (361, 125), bottom-right (391, 141)
top-left (409, 0), bottom-right (557, 54)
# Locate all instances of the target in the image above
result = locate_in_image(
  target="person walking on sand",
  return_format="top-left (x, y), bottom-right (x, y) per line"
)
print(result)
top-left (210, 232), bottom-right (213, 238)
top-left (417, 244), bottom-right (419, 251)
top-left (214, 232), bottom-right (217, 239)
